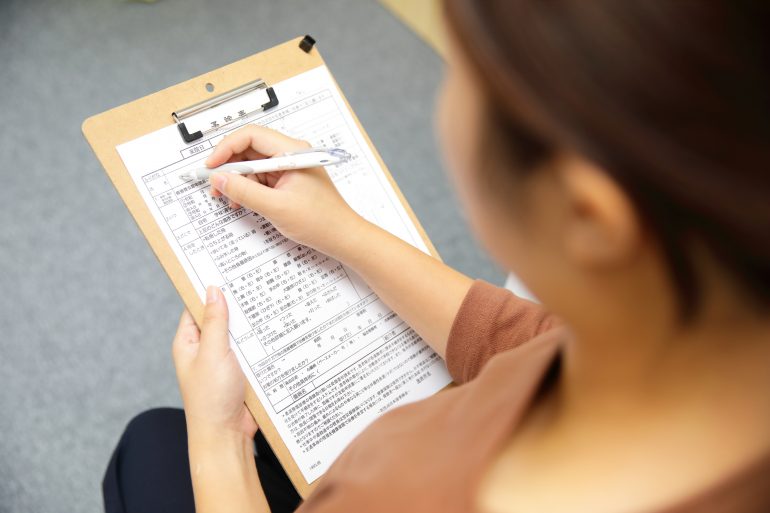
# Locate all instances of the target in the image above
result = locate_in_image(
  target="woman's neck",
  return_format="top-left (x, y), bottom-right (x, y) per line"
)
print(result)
top-left (552, 270), bottom-right (770, 486)
top-left (559, 271), bottom-right (770, 421)
top-left (485, 280), bottom-right (770, 513)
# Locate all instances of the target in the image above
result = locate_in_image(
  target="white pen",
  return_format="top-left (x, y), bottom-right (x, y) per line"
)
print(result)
top-left (178, 147), bottom-right (352, 181)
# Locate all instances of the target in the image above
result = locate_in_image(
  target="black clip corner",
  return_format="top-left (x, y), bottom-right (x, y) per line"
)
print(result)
top-left (177, 122), bottom-right (203, 143)
top-left (261, 87), bottom-right (279, 110)
top-left (299, 35), bottom-right (316, 53)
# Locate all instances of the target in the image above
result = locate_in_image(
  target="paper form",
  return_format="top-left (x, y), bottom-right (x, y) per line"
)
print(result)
top-left (116, 66), bottom-right (452, 482)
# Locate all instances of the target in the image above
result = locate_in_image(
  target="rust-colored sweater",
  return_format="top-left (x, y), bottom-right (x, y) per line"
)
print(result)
top-left (296, 281), bottom-right (770, 512)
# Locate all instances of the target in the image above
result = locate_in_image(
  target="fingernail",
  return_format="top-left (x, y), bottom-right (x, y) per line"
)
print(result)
top-left (206, 286), bottom-right (219, 304)
top-left (211, 173), bottom-right (227, 191)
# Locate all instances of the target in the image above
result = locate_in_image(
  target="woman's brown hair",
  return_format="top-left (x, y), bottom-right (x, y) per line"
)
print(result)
top-left (444, 0), bottom-right (770, 316)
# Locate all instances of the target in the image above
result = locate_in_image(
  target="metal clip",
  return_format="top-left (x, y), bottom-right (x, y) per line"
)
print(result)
top-left (172, 79), bottom-right (279, 143)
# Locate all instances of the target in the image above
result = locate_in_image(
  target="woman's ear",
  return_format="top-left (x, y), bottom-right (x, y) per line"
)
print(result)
top-left (558, 157), bottom-right (642, 269)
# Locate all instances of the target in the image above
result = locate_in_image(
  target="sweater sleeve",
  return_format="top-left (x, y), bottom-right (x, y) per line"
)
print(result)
top-left (445, 280), bottom-right (559, 384)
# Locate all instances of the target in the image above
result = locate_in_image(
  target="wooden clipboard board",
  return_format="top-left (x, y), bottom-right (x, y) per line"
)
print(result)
top-left (82, 36), bottom-right (440, 498)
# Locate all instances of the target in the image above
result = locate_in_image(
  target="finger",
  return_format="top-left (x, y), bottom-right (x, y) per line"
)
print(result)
top-left (210, 172), bottom-right (279, 216)
top-left (264, 171), bottom-right (284, 188)
top-left (206, 125), bottom-right (310, 168)
top-left (243, 148), bottom-right (263, 161)
top-left (227, 154), bottom-right (248, 164)
top-left (199, 286), bottom-right (230, 358)
top-left (172, 309), bottom-right (200, 365)
top-left (207, 132), bottom-right (261, 168)
top-left (227, 149), bottom-right (262, 162)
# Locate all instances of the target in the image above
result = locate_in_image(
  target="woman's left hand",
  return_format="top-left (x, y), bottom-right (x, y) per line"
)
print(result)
top-left (172, 286), bottom-right (257, 441)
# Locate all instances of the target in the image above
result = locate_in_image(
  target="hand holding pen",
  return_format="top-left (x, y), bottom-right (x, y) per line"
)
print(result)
top-left (179, 147), bottom-right (351, 181)
top-left (196, 125), bottom-right (364, 257)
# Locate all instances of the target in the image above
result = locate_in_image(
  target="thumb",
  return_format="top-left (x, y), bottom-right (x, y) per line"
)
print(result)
top-left (199, 286), bottom-right (230, 358)
top-left (211, 173), bottom-right (278, 215)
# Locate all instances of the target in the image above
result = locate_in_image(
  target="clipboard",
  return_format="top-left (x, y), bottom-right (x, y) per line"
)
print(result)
top-left (82, 35), bottom-right (440, 498)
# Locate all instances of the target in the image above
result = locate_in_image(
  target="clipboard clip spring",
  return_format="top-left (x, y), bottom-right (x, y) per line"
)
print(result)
top-left (172, 78), bottom-right (279, 144)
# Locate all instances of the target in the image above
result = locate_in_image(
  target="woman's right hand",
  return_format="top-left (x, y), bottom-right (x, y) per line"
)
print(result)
top-left (208, 128), bottom-right (473, 365)
top-left (206, 125), bottom-right (364, 256)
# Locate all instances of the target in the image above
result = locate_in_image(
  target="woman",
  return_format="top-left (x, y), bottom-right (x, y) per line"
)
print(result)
top-left (104, 1), bottom-right (770, 512)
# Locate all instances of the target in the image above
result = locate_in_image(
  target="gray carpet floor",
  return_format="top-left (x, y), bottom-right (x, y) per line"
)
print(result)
top-left (0, 1), bottom-right (502, 511)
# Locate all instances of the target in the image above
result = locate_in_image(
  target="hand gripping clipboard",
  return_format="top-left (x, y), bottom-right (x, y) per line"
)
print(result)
top-left (82, 36), bottom-right (439, 497)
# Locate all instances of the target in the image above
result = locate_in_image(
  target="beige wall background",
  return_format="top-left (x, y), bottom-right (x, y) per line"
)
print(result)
top-left (380, 0), bottom-right (447, 57)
